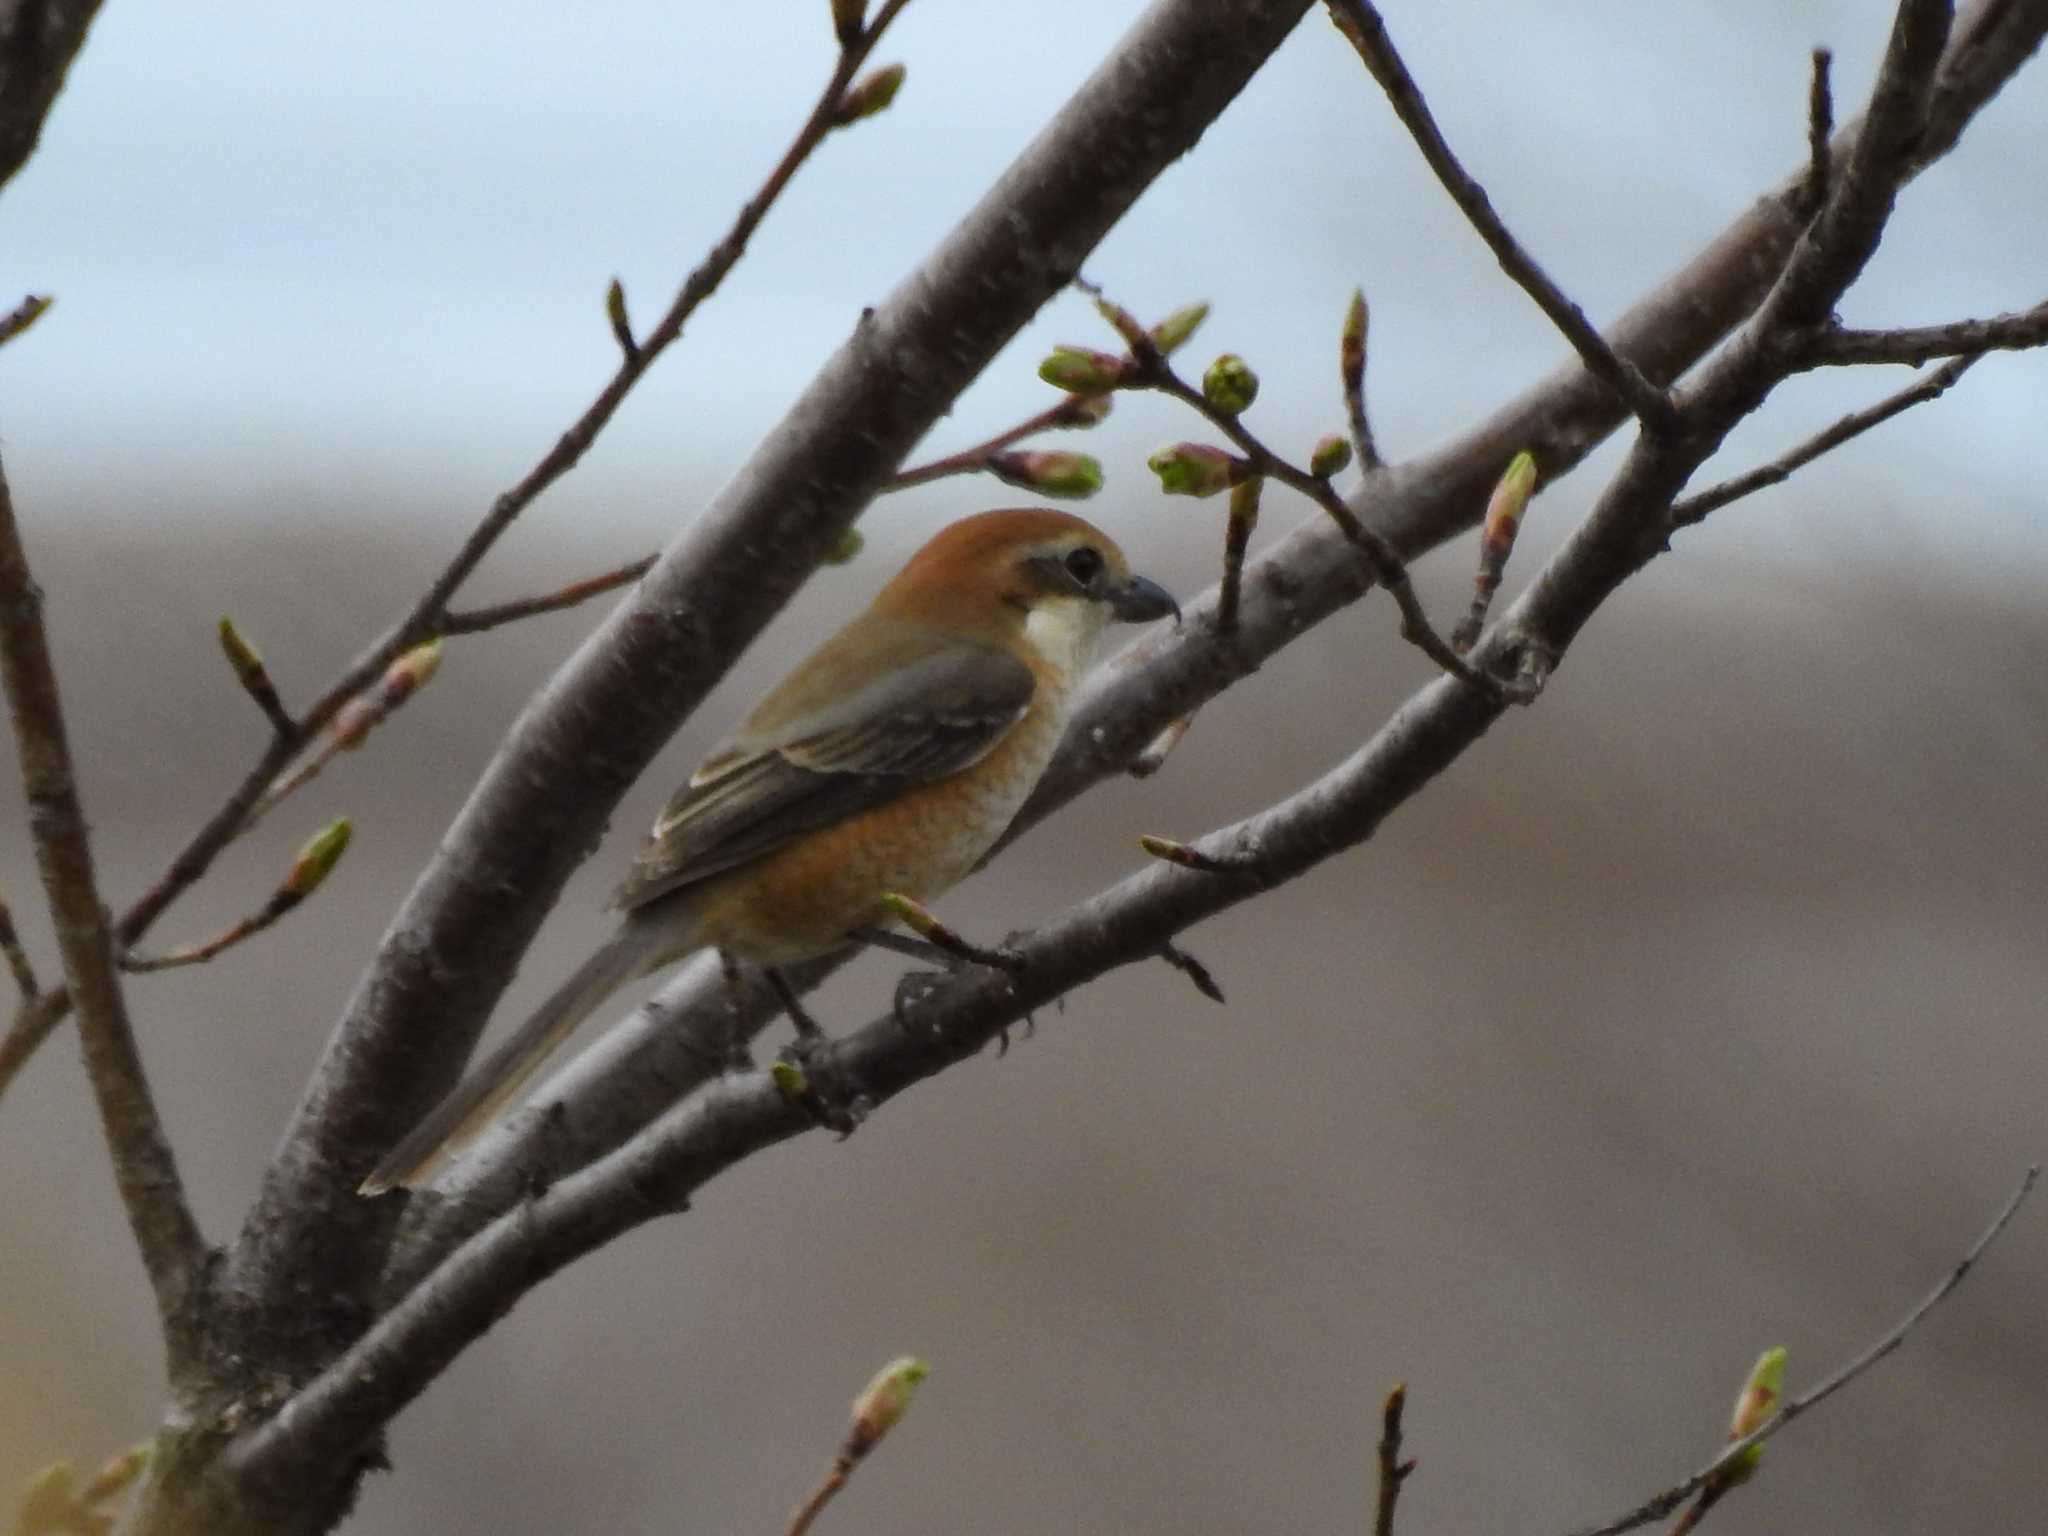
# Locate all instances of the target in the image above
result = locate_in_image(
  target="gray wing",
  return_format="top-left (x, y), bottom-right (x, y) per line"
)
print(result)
top-left (610, 642), bottom-right (1035, 912)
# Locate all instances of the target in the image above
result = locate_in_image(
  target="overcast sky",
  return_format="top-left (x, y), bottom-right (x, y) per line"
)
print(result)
top-left (1, 2), bottom-right (2042, 570)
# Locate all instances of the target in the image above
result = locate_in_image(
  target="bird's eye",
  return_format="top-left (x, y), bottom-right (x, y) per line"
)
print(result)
top-left (1063, 546), bottom-right (1104, 586)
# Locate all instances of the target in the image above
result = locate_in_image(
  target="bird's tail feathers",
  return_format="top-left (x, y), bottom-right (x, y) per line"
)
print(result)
top-left (359, 915), bottom-right (683, 1197)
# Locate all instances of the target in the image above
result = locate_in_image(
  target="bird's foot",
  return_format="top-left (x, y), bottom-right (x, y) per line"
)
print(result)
top-left (888, 940), bottom-right (1027, 1034)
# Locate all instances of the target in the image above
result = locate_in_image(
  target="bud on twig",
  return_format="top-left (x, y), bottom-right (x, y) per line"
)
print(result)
top-left (1201, 353), bottom-right (1259, 415)
top-left (1137, 833), bottom-right (1241, 875)
top-left (1723, 1346), bottom-right (1786, 1486)
top-left (1482, 450), bottom-right (1538, 558)
top-left (1340, 287), bottom-right (1382, 470)
top-left (333, 639), bottom-right (443, 748)
top-left (771, 1059), bottom-right (811, 1102)
top-left (1451, 450), bottom-right (1539, 653)
top-left (1148, 301), bottom-right (1210, 356)
top-left (847, 1356), bottom-right (930, 1459)
top-left (880, 890), bottom-right (944, 942)
top-left (822, 528), bottom-right (865, 566)
top-left (830, 0), bottom-right (866, 46)
top-left (1147, 442), bottom-right (1242, 498)
top-left (218, 615), bottom-right (292, 731)
top-left (605, 277), bottom-right (638, 362)
top-left (1309, 433), bottom-right (1353, 478)
top-left (1340, 288), bottom-right (1368, 394)
top-left (1051, 392), bottom-right (1114, 429)
top-left (1038, 345), bottom-right (1127, 397)
top-left (832, 62), bottom-right (904, 127)
top-left (1088, 290), bottom-right (1152, 353)
top-left (284, 817), bottom-right (353, 899)
top-left (988, 450), bottom-right (1103, 500)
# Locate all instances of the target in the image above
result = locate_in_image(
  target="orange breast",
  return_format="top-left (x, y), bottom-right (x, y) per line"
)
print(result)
top-left (692, 684), bottom-right (1067, 965)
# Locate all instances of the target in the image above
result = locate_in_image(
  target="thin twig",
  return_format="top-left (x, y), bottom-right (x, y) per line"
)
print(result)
top-left (785, 1461), bottom-right (853, 1536)
top-left (1219, 476), bottom-right (1261, 633)
top-left (1804, 49), bottom-right (1835, 216)
top-left (881, 394), bottom-right (1109, 492)
top-left (1375, 1384), bottom-right (1416, 1536)
top-left (123, 818), bottom-right (352, 974)
top-left (1340, 289), bottom-right (1384, 471)
top-left (1137, 833), bottom-right (1263, 879)
top-left (1156, 940), bottom-right (1224, 1004)
top-left (1568, 1166), bottom-right (2039, 1536)
top-left (1136, 351), bottom-right (1520, 698)
top-left (0, 453), bottom-right (206, 1355)
top-left (217, 617), bottom-right (297, 738)
top-left (1321, 0), bottom-right (1677, 433)
top-left (250, 644), bottom-right (441, 828)
top-left (0, 896), bottom-right (39, 1000)
top-left (123, 908), bottom-right (296, 973)
top-left (878, 892), bottom-right (1020, 971)
top-left (784, 1358), bottom-right (927, 1536)
top-left (0, 293), bottom-right (53, 348)
top-left (1806, 298), bottom-right (2048, 366)
top-left (1671, 355), bottom-right (1978, 526)
top-left (1126, 712), bottom-right (1195, 779)
top-left (437, 555), bottom-right (656, 636)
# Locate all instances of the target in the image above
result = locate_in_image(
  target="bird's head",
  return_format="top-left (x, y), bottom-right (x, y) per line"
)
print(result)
top-left (871, 507), bottom-right (1178, 676)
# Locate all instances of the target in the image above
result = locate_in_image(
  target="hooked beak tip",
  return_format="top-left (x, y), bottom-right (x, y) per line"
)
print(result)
top-left (1112, 574), bottom-right (1180, 626)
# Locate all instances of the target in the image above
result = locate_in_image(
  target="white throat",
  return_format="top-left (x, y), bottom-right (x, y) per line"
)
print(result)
top-left (1022, 597), bottom-right (1106, 689)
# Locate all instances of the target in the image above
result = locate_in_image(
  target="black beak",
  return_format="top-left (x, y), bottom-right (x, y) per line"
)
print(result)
top-left (1110, 573), bottom-right (1181, 626)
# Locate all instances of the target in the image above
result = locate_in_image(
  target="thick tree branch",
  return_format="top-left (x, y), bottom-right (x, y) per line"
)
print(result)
top-left (220, 0), bottom-right (1320, 1395)
top-left (373, 0), bottom-right (2048, 1291)
top-left (0, 452), bottom-right (207, 1363)
top-left (0, 0), bottom-right (101, 194)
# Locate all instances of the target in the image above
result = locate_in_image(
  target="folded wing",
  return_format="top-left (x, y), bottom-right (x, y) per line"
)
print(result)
top-left (611, 635), bottom-right (1035, 911)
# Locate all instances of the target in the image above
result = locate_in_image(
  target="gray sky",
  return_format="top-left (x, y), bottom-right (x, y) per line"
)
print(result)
top-left (3, 9), bottom-right (2047, 1533)
top-left (2, 1), bottom-right (2041, 573)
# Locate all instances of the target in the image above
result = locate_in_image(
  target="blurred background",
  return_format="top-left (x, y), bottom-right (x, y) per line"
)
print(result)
top-left (1, 2), bottom-right (2044, 1532)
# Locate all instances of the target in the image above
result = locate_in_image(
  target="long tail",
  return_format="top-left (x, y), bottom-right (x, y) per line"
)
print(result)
top-left (359, 915), bottom-right (682, 1196)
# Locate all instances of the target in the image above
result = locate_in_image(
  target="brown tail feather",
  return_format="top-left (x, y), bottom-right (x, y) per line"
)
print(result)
top-left (358, 914), bottom-right (685, 1196)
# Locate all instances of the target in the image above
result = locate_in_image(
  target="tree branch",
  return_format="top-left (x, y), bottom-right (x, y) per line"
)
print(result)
top-left (0, 2), bottom-right (920, 1107)
top-left (0, 0), bottom-right (924, 1104)
top-left (1671, 354), bottom-right (1979, 526)
top-left (0, 452), bottom-right (206, 1363)
top-left (1566, 1167), bottom-right (2038, 1536)
top-left (219, 0), bottom-right (1321, 1395)
top-left (368, 0), bottom-right (2048, 1295)
top-left (0, 0), bottom-right (102, 194)
top-left (1017, 0), bottom-right (2045, 836)
top-left (1320, 0), bottom-right (1678, 432)
top-left (1807, 297), bottom-right (2048, 365)
top-left (435, 555), bottom-right (656, 636)
top-left (303, 100), bottom-right (2016, 1424)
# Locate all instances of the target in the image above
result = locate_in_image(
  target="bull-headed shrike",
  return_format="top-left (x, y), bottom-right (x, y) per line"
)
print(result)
top-left (362, 508), bottom-right (1177, 1195)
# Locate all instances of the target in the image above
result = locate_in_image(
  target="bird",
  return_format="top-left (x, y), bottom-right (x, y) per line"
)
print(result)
top-left (360, 507), bottom-right (1178, 1195)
